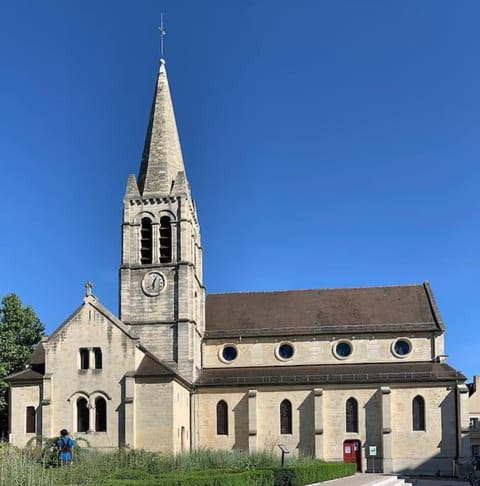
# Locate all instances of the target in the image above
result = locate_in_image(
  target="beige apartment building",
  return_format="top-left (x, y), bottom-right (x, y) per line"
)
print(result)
top-left (469, 376), bottom-right (480, 460)
top-left (7, 56), bottom-right (470, 475)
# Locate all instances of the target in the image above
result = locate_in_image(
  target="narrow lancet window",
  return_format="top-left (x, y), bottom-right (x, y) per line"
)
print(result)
top-left (93, 348), bottom-right (102, 369)
top-left (77, 397), bottom-right (89, 432)
top-left (79, 348), bottom-right (89, 370)
top-left (26, 406), bottom-right (35, 433)
top-left (159, 216), bottom-right (172, 263)
top-left (216, 400), bottom-right (228, 435)
top-left (413, 395), bottom-right (425, 431)
top-left (346, 398), bottom-right (358, 432)
top-left (95, 397), bottom-right (107, 432)
top-left (140, 217), bottom-right (153, 264)
top-left (280, 399), bottom-right (292, 434)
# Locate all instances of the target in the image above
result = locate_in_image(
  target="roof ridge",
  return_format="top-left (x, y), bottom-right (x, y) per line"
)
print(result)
top-left (208, 282), bottom-right (426, 297)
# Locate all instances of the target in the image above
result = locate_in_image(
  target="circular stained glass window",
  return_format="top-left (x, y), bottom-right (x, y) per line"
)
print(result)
top-left (335, 341), bottom-right (352, 358)
top-left (277, 343), bottom-right (295, 360)
top-left (221, 345), bottom-right (238, 362)
top-left (393, 339), bottom-right (411, 357)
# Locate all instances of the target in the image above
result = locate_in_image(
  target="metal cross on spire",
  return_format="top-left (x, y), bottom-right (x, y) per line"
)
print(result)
top-left (159, 13), bottom-right (166, 59)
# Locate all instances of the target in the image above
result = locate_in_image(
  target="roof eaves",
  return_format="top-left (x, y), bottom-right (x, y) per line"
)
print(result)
top-left (205, 321), bottom-right (439, 339)
top-left (90, 300), bottom-right (139, 340)
top-left (423, 281), bottom-right (446, 332)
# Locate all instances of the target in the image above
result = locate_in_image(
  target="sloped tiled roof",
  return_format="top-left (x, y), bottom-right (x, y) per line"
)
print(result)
top-left (205, 282), bottom-right (444, 338)
top-left (6, 368), bottom-right (44, 383)
top-left (29, 341), bottom-right (45, 365)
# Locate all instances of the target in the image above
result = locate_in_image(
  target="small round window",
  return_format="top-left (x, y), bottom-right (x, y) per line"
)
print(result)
top-left (333, 341), bottom-right (353, 359)
top-left (276, 342), bottom-right (295, 361)
top-left (220, 345), bottom-right (238, 363)
top-left (392, 339), bottom-right (412, 358)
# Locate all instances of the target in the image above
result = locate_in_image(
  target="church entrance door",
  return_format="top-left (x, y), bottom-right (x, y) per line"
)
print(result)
top-left (343, 440), bottom-right (361, 471)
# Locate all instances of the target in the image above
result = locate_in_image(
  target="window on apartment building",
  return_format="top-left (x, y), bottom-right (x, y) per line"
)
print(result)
top-left (140, 217), bottom-right (153, 264)
top-left (95, 397), bottom-right (107, 432)
top-left (216, 400), bottom-right (228, 435)
top-left (159, 216), bottom-right (172, 263)
top-left (471, 417), bottom-right (479, 429)
top-left (412, 395), bottom-right (425, 431)
top-left (94, 348), bottom-right (102, 369)
top-left (79, 348), bottom-right (89, 370)
top-left (26, 406), bottom-right (35, 433)
top-left (77, 397), bottom-right (89, 432)
top-left (280, 399), bottom-right (292, 434)
top-left (346, 398), bottom-right (358, 433)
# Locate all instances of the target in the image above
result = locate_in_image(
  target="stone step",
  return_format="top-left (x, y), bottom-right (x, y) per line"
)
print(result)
top-left (315, 473), bottom-right (407, 486)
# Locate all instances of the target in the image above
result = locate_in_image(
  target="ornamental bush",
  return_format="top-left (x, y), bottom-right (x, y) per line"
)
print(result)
top-left (273, 461), bottom-right (356, 486)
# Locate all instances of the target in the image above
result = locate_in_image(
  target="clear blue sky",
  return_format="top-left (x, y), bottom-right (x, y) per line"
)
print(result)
top-left (0, 1), bottom-right (478, 379)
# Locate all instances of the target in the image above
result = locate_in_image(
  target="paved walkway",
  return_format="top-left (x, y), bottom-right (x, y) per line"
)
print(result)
top-left (308, 474), bottom-right (470, 486)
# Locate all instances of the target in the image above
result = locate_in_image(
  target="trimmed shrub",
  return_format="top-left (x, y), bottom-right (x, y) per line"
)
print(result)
top-left (98, 469), bottom-right (274, 485)
top-left (273, 461), bottom-right (356, 486)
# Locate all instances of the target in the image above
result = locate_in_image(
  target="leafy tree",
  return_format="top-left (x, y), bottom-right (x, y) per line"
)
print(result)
top-left (0, 293), bottom-right (45, 437)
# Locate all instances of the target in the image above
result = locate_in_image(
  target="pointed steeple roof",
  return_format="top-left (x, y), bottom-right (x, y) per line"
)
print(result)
top-left (137, 59), bottom-right (187, 197)
top-left (124, 174), bottom-right (140, 199)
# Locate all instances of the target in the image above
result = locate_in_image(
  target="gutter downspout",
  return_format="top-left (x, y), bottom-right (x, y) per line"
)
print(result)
top-left (454, 380), bottom-right (460, 475)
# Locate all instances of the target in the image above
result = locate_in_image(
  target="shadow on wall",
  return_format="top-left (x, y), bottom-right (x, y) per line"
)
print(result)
top-left (117, 376), bottom-right (126, 447)
top-left (297, 392), bottom-right (315, 456)
top-left (393, 390), bottom-right (465, 477)
top-left (233, 394), bottom-right (248, 450)
top-left (364, 390), bottom-right (382, 473)
top-left (363, 388), bottom-right (469, 477)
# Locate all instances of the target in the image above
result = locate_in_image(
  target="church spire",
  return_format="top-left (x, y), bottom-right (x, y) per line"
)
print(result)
top-left (137, 59), bottom-right (188, 197)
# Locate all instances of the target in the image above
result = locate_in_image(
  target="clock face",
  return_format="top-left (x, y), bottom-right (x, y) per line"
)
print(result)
top-left (142, 271), bottom-right (166, 296)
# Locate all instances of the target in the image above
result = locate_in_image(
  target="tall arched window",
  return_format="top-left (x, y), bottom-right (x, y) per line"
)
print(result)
top-left (412, 395), bottom-right (425, 431)
top-left (159, 216), bottom-right (172, 263)
top-left (77, 397), bottom-right (89, 432)
top-left (280, 399), bottom-right (292, 434)
top-left (26, 406), bottom-right (36, 433)
top-left (216, 400), bottom-right (228, 435)
top-left (95, 397), bottom-right (107, 432)
top-left (140, 217), bottom-right (153, 264)
top-left (346, 398), bottom-right (358, 432)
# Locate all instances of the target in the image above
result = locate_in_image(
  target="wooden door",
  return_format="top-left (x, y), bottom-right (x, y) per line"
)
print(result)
top-left (343, 440), bottom-right (361, 471)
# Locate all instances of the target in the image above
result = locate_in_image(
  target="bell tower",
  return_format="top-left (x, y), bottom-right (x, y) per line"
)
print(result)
top-left (119, 59), bottom-right (205, 382)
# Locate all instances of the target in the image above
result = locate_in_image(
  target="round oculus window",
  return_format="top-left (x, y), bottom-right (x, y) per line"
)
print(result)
top-left (393, 339), bottom-right (412, 357)
top-left (277, 342), bottom-right (295, 360)
top-left (334, 341), bottom-right (353, 359)
top-left (221, 345), bottom-right (238, 362)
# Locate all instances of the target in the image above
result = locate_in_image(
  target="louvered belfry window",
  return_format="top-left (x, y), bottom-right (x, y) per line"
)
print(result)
top-left (159, 216), bottom-right (172, 263)
top-left (140, 217), bottom-right (153, 264)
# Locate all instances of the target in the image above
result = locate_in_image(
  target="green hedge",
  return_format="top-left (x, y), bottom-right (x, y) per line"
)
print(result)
top-left (273, 461), bottom-right (356, 486)
top-left (97, 461), bottom-right (354, 486)
top-left (99, 469), bottom-right (274, 485)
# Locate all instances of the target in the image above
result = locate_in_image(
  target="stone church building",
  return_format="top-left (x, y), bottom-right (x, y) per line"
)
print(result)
top-left (8, 58), bottom-right (471, 475)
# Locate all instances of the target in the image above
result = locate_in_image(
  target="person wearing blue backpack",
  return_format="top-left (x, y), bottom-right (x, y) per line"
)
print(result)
top-left (57, 429), bottom-right (74, 465)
